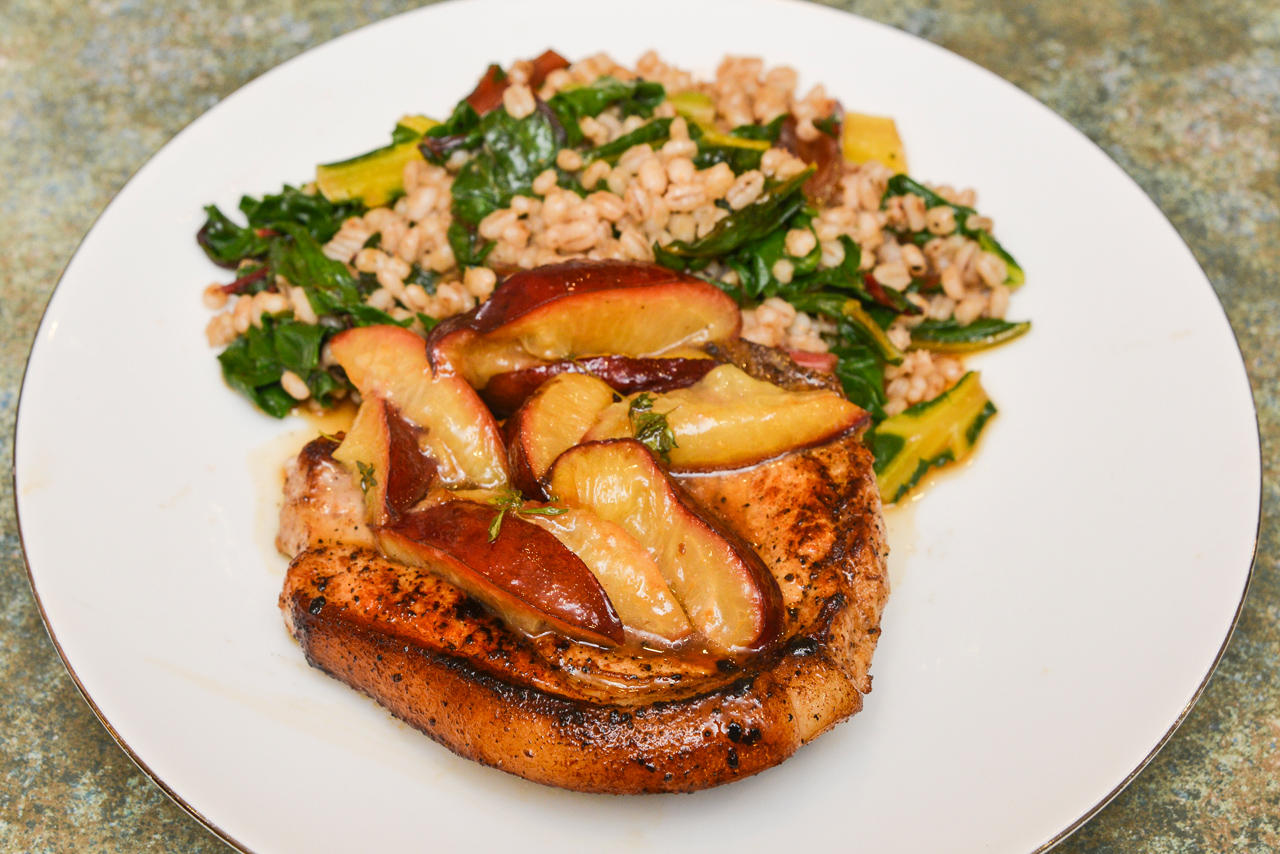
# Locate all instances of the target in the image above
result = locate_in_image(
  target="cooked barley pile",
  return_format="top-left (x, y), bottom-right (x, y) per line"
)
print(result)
top-left (201, 49), bottom-right (1025, 443)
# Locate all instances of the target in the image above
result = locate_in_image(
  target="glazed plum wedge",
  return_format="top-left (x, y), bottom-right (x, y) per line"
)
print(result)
top-left (429, 260), bottom-right (741, 389)
top-left (584, 363), bottom-right (868, 472)
top-left (331, 324), bottom-right (509, 488)
top-left (521, 506), bottom-right (693, 646)
top-left (378, 499), bottom-right (625, 648)
top-left (332, 395), bottom-right (437, 524)
top-left (505, 372), bottom-right (616, 497)
top-left (480, 354), bottom-right (716, 416)
top-left (548, 439), bottom-right (783, 653)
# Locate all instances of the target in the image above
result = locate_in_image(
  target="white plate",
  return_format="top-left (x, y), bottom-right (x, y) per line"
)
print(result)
top-left (15, 1), bottom-right (1260, 851)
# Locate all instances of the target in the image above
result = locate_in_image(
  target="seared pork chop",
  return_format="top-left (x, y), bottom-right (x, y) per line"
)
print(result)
top-left (278, 428), bottom-right (888, 793)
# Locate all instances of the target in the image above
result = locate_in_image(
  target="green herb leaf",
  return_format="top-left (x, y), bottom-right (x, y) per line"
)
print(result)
top-left (356, 461), bottom-right (377, 495)
top-left (486, 488), bottom-right (568, 541)
top-left (487, 503), bottom-right (511, 542)
top-left (628, 393), bottom-right (678, 462)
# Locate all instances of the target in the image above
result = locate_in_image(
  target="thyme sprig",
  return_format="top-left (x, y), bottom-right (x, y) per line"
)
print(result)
top-left (355, 461), bottom-right (377, 495)
top-left (487, 488), bottom-right (569, 542)
top-left (628, 393), bottom-right (678, 463)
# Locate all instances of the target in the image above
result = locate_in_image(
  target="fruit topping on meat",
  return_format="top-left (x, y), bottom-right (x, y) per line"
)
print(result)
top-left (427, 259), bottom-right (741, 389)
top-left (331, 324), bottom-right (509, 489)
top-left (378, 499), bottom-right (625, 647)
top-left (480, 354), bottom-right (716, 417)
top-left (582, 363), bottom-right (868, 471)
top-left (277, 259), bottom-right (889, 792)
top-left (548, 439), bottom-right (782, 652)
top-left (504, 372), bottom-right (617, 497)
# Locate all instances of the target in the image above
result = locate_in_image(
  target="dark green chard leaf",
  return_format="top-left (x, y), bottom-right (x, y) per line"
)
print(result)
top-left (450, 105), bottom-right (562, 227)
top-left (787, 290), bottom-right (849, 319)
top-left (725, 215), bottom-right (821, 301)
top-left (390, 124), bottom-right (420, 146)
top-left (197, 185), bottom-right (362, 268)
top-left (652, 242), bottom-right (689, 272)
top-left (779, 234), bottom-right (912, 315)
top-left (789, 291), bottom-right (903, 364)
top-left (272, 318), bottom-right (325, 370)
top-left (883, 174), bottom-right (1023, 286)
top-left (661, 167), bottom-right (813, 259)
top-left (240, 185), bottom-right (361, 244)
top-left (345, 304), bottom-right (413, 327)
top-left (197, 205), bottom-right (272, 268)
top-left (838, 313), bottom-right (903, 365)
top-left (728, 115), bottom-right (788, 144)
top-left (692, 115), bottom-right (786, 173)
top-left (269, 224), bottom-right (407, 328)
top-left (976, 231), bottom-right (1024, 286)
top-left (813, 115), bottom-right (840, 137)
top-left (586, 117), bottom-right (673, 163)
top-left (447, 221), bottom-right (494, 267)
top-left (420, 101), bottom-right (483, 163)
top-left (546, 77), bottom-right (666, 146)
top-left (790, 235), bottom-right (919, 315)
top-left (217, 316), bottom-right (344, 418)
top-left (830, 342), bottom-right (886, 421)
top-left (406, 264), bottom-right (438, 293)
top-left (908, 317), bottom-right (1031, 352)
top-left (270, 225), bottom-right (362, 316)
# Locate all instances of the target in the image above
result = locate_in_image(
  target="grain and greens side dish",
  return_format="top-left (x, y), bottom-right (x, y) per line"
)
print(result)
top-left (198, 50), bottom-right (1029, 503)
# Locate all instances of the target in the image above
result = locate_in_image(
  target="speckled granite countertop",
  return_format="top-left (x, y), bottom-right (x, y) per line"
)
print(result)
top-left (2, 1), bottom-right (1276, 850)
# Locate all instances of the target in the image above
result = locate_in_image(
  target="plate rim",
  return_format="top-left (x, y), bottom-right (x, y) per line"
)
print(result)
top-left (11, 0), bottom-right (1264, 850)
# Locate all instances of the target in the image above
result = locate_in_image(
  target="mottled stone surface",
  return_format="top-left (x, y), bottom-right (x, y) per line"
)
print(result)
top-left (1, 0), bottom-right (1275, 850)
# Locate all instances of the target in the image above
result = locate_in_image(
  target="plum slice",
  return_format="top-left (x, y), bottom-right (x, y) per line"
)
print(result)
top-left (379, 500), bottom-right (624, 648)
top-left (332, 396), bottom-right (437, 524)
top-left (330, 325), bottom-right (508, 488)
top-left (429, 260), bottom-right (741, 388)
top-left (584, 364), bottom-right (868, 472)
top-left (505, 373), bottom-right (615, 497)
top-left (547, 440), bottom-right (782, 653)
top-left (480, 354), bottom-right (717, 416)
